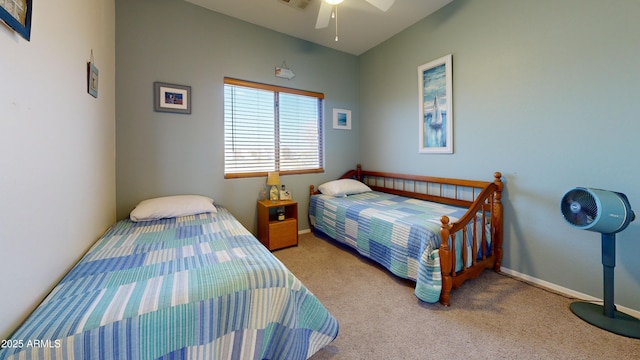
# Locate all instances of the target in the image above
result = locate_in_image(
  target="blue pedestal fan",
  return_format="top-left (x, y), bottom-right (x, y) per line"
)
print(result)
top-left (560, 187), bottom-right (640, 338)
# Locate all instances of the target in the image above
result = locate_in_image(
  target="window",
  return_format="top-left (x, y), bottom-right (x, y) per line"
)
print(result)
top-left (224, 78), bottom-right (324, 178)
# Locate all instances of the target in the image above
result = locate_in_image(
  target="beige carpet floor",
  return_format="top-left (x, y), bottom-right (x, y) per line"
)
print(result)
top-left (274, 232), bottom-right (640, 360)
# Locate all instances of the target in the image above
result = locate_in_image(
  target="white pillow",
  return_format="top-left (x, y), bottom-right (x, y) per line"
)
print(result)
top-left (318, 179), bottom-right (372, 197)
top-left (130, 195), bottom-right (216, 222)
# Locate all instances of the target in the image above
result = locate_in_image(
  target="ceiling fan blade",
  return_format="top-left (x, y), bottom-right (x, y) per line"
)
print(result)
top-left (315, 1), bottom-right (332, 29)
top-left (366, 0), bottom-right (395, 12)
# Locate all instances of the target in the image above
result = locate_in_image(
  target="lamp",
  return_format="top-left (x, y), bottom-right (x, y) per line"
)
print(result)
top-left (266, 172), bottom-right (280, 203)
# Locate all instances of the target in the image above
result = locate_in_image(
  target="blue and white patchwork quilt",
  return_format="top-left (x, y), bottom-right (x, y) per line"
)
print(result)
top-left (310, 191), bottom-right (487, 303)
top-left (0, 207), bottom-right (338, 360)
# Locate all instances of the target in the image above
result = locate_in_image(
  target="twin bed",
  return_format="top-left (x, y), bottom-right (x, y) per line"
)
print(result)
top-left (310, 165), bottom-right (504, 306)
top-left (0, 197), bottom-right (338, 360)
top-left (1, 166), bottom-right (503, 359)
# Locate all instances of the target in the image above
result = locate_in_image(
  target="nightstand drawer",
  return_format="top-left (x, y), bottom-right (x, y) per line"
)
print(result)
top-left (268, 219), bottom-right (297, 250)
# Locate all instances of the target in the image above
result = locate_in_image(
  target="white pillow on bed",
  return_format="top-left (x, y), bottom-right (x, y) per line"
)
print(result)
top-left (318, 179), bottom-right (372, 197)
top-left (130, 195), bottom-right (216, 222)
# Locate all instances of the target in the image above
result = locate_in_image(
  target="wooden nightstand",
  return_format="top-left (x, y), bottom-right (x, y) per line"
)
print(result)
top-left (257, 199), bottom-right (298, 250)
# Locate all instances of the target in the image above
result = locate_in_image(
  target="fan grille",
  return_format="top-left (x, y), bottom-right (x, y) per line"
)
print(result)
top-left (561, 188), bottom-right (598, 226)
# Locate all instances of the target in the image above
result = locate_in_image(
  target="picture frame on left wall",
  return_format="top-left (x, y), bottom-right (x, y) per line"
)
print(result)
top-left (0, 0), bottom-right (32, 41)
top-left (87, 62), bottom-right (99, 98)
top-left (154, 82), bottom-right (192, 114)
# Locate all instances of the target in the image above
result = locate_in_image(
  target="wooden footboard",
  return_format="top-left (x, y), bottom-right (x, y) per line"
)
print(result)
top-left (310, 164), bottom-right (503, 306)
top-left (437, 172), bottom-right (503, 306)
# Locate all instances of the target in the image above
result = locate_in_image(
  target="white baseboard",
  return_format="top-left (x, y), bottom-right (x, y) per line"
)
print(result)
top-left (501, 267), bottom-right (640, 319)
top-left (298, 229), bottom-right (310, 235)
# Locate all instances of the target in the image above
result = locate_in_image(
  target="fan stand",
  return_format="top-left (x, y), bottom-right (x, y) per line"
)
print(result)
top-left (570, 234), bottom-right (640, 338)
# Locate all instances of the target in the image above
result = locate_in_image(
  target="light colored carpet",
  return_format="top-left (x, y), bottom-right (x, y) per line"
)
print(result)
top-left (274, 232), bottom-right (640, 359)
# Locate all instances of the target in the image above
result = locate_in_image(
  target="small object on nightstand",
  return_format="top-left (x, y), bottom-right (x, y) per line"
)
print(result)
top-left (280, 184), bottom-right (292, 200)
top-left (277, 207), bottom-right (285, 221)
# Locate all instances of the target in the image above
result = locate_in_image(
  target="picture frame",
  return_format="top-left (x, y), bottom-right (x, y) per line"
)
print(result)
top-left (0, 0), bottom-right (32, 41)
top-left (87, 62), bottom-right (99, 98)
top-left (154, 82), bottom-right (191, 114)
top-left (418, 54), bottom-right (453, 154)
top-left (333, 108), bottom-right (351, 130)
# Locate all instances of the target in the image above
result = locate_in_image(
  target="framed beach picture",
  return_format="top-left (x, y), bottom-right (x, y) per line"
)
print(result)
top-left (333, 108), bottom-right (351, 130)
top-left (0, 0), bottom-right (32, 40)
top-left (418, 54), bottom-right (453, 154)
top-left (154, 82), bottom-right (191, 114)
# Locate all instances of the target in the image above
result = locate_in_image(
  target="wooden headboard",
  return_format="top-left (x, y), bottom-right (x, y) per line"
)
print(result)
top-left (338, 164), bottom-right (502, 209)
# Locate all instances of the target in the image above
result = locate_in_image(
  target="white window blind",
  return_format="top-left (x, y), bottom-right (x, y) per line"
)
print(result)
top-left (224, 78), bottom-right (324, 178)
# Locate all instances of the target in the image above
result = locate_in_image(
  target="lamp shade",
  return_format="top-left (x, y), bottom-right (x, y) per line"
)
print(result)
top-left (266, 172), bottom-right (280, 186)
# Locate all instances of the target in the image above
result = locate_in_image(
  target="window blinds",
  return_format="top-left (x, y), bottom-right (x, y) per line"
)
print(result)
top-left (224, 78), bottom-right (324, 178)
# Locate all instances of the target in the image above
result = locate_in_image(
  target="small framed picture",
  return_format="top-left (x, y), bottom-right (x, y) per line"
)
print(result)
top-left (0, 0), bottom-right (32, 41)
top-left (87, 62), bottom-right (99, 98)
top-left (333, 108), bottom-right (351, 130)
top-left (154, 82), bottom-right (191, 114)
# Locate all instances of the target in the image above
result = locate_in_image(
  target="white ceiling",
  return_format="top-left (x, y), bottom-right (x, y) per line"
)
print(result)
top-left (184, 0), bottom-right (453, 56)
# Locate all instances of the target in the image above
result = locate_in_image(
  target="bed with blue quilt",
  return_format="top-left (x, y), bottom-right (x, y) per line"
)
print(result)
top-left (0, 196), bottom-right (338, 360)
top-left (309, 165), bottom-right (504, 306)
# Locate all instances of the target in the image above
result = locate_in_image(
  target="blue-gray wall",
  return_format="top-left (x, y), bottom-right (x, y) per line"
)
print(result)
top-left (359, 0), bottom-right (640, 311)
top-left (116, 0), bottom-right (640, 312)
top-left (116, 0), bottom-right (360, 230)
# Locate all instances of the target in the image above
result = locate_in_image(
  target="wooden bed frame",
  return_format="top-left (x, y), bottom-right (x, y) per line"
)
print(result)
top-left (310, 164), bottom-right (503, 306)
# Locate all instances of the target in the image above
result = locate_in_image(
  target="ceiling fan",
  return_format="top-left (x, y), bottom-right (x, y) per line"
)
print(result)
top-left (315, 0), bottom-right (396, 31)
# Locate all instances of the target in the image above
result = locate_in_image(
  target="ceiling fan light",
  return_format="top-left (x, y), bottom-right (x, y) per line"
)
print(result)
top-left (325, 0), bottom-right (344, 5)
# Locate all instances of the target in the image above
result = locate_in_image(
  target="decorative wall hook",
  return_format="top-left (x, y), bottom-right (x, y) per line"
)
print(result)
top-left (275, 61), bottom-right (295, 80)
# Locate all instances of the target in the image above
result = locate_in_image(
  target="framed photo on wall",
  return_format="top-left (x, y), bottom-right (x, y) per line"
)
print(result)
top-left (0, 0), bottom-right (32, 41)
top-left (154, 82), bottom-right (192, 114)
top-left (418, 54), bottom-right (453, 154)
top-left (333, 108), bottom-right (351, 130)
top-left (87, 62), bottom-right (99, 98)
